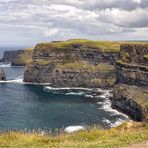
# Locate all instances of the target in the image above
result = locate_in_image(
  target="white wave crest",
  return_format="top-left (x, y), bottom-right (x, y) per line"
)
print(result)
top-left (65, 92), bottom-right (85, 96)
top-left (102, 118), bottom-right (126, 128)
top-left (65, 125), bottom-right (85, 133)
top-left (0, 78), bottom-right (23, 83)
top-left (98, 93), bottom-right (129, 119)
top-left (45, 86), bottom-right (93, 91)
top-left (0, 63), bottom-right (11, 67)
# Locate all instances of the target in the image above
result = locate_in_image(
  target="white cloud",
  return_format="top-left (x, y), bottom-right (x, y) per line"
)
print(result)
top-left (0, 0), bottom-right (148, 47)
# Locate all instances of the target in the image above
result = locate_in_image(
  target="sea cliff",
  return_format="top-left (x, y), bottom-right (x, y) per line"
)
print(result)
top-left (24, 40), bottom-right (120, 88)
top-left (112, 44), bottom-right (148, 121)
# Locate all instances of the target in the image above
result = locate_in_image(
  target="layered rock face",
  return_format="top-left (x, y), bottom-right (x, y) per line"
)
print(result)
top-left (2, 50), bottom-right (33, 66)
top-left (33, 43), bottom-right (119, 65)
top-left (116, 44), bottom-right (148, 86)
top-left (24, 42), bottom-right (118, 88)
top-left (113, 84), bottom-right (148, 121)
top-left (24, 63), bottom-right (115, 87)
top-left (0, 69), bottom-right (6, 81)
top-left (112, 44), bottom-right (148, 121)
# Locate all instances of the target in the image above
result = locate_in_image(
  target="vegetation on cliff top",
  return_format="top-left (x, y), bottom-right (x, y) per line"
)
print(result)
top-left (0, 122), bottom-right (148, 148)
top-left (36, 39), bottom-right (122, 52)
top-left (35, 39), bottom-right (148, 53)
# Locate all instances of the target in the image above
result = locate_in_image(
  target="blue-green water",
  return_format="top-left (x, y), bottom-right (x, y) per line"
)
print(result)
top-left (0, 63), bottom-right (128, 132)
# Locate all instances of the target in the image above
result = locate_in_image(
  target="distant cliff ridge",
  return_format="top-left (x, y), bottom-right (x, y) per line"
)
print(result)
top-left (2, 50), bottom-right (24, 62)
top-left (1, 49), bottom-right (33, 66)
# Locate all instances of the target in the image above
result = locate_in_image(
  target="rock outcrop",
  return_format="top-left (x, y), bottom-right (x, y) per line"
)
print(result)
top-left (0, 69), bottom-right (6, 81)
top-left (112, 84), bottom-right (148, 121)
top-left (112, 44), bottom-right (148, 121)
top-left (24, 40), bottom-right (119, 88)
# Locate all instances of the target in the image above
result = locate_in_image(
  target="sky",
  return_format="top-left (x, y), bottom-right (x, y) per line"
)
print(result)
top-left (0, 0), bottom-right (148, 47)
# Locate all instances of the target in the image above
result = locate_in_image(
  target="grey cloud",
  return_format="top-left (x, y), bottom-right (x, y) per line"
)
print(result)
top-left (0, 0), bottom-right (148, 47)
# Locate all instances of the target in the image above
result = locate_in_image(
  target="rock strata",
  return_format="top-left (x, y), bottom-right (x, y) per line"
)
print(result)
top-left (112, 84), bottom-right (148, 121)
top-left (24, 41), bottom-right (118, 88)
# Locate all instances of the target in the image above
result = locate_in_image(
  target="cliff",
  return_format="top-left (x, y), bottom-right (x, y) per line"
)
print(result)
top-left (112, 44), bottom-right (148, 121)
top-left (1, 49), bottom-right (33, 66)
top-left (116, 44), bottom-right (148, 86)
top-left (23, 40), bottom-right (120, 88)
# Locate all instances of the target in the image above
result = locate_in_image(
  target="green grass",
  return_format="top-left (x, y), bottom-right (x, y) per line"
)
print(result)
top-left (56, 61), bottom-right (115, 72)
top-left (25, 47), bottom-right (35, 51)
top-left (0, 122), bottom-right (148, 148)
top-left (35, 39), bottom-right (148, 53)
top-left (36, 59), bottom-right (52, 65)
top-left (12, 51), bottom-right (33, 65)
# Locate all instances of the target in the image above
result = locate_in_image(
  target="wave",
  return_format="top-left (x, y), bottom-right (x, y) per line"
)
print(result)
top-left (102, 118), bottom-right (127, 128)
top-left (65, 92), bottom-right (85, 96)
top-left (98, 98), bottom-right (129, 119)
top-left (0, 79), bottom-right (51, 85)
top-left (0, 63), bottom-right (11, 67)
top-left (0, 78), bottom-right (23, 84)
top-left (64, 125), bottom-right (85, 133)
top-left (45, 86), bottom-right (94, 91)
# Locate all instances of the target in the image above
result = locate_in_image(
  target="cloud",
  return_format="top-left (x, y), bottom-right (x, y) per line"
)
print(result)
top-left (0, 0), bottom-right (148, 47)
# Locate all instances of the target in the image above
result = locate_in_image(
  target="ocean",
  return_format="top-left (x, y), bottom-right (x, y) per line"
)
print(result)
top-left (0, 63), bottom-right (129, 133)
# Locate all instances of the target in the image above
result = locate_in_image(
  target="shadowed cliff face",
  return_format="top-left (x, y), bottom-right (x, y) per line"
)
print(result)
top-left (113, 44), bottom-right (148, 121)
top-left (2, 50), bottom-right (24, 62)
top-left (23, 41), bottom-right (119, 88)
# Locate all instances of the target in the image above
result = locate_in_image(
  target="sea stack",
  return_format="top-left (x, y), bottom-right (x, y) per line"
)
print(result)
top-left (0, 69), bottom-right (6, 81)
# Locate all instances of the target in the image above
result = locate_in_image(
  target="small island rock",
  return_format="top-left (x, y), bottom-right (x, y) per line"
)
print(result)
top-left (0, 69), bottom-right (6, 81)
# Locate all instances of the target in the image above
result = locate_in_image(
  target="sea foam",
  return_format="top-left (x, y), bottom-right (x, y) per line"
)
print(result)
top-left (0, 63), bottom-right (11, 67)
top-left (65, 125), bottom-right (85, 133)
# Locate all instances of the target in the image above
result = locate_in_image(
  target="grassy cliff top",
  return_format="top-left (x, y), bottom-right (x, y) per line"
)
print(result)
top-left (35, 39), bottom-right (122, 52)
top-left (0, 122), bottom-right (148, 148)
top-left (29, 39), bottom-right (148, 53)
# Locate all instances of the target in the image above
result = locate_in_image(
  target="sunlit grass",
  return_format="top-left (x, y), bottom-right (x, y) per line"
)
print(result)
top-left (0, 122), bottom-right (148, 148)
top-left (35, 39), bottom-right (148, 53)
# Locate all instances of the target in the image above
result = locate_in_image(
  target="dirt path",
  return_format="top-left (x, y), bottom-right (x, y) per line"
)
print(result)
top-left (124, 141), bottom-right (148, 148)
